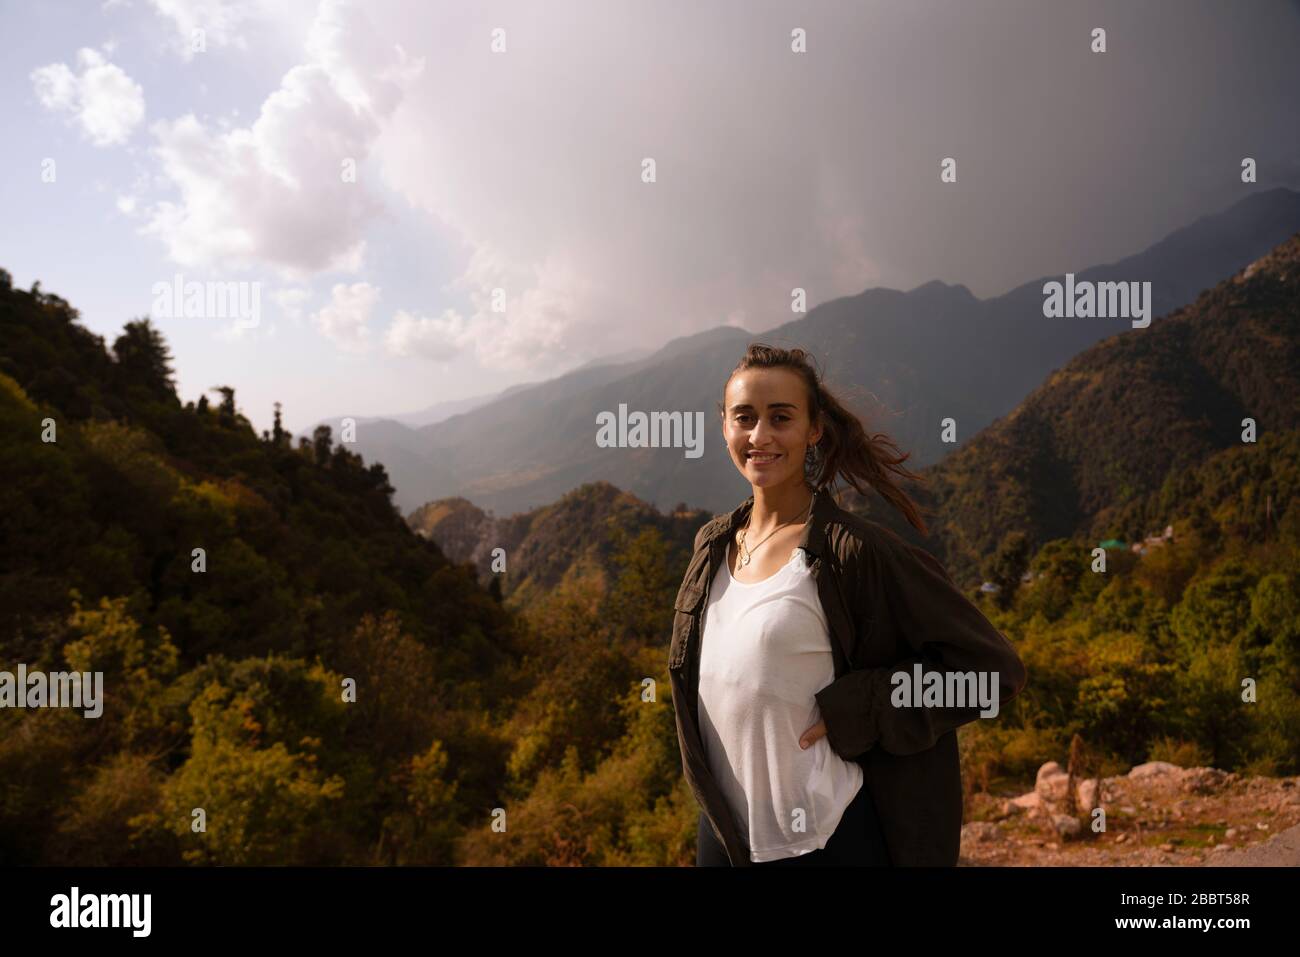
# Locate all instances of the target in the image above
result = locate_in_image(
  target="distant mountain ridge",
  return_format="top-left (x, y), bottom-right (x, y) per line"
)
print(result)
top-left (407, 481), bottom-right (709, 607)
top-left (332, 188), bottom-right (1300, 517)
top-left (412, 227), bottom-right (1300, 595)
top-left (893, 229), bottom-right (1300, 583)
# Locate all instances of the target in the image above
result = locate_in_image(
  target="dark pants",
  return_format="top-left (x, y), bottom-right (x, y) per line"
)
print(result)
top-left (696, 782), bottom-right (892, 866)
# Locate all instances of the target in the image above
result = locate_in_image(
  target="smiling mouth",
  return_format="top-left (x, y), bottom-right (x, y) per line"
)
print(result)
top-left (748, 452), bottom-right (782, 463)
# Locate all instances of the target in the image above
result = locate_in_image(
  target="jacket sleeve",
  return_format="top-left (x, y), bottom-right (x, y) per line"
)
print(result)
top-left (693, 521), bottom-right (712, 553)
top-left (814, 532), bottom-right (1027, 758)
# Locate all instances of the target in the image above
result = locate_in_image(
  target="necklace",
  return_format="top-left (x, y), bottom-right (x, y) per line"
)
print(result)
top-left (737, 493), bottom-right (814, 567)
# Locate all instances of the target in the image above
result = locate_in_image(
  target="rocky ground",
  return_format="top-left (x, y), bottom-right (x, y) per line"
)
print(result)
top-left (957, 761), bottom-right (1300, 866)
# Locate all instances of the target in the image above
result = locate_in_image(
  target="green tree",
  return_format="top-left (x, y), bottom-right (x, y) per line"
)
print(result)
top-left (162, 675), bottom-right (346, 865)
top-left (1251, 572), bottom-right (1300, 683)
top-left (987, 530), bottom-right (1030, 610)
top-left (378, 740), bottom-right (461, 864)
top-left (212, 385), bottom-right (236, 417)
top-left (602, 523), bottom-right (677, 645)
top-left (1020, 538), bottom-right (1088, 622)
top-left (112, 318), bottom-right (177, 400)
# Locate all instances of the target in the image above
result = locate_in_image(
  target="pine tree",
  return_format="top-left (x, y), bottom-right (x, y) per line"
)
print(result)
top-left (313, 424), bottom-right (333, 465)
top-left (112, 317), bottom-right (177, 400)
top-left (272, 401), bottom-right (288, 449)
top-left (213, 386), bottom-right (236, 417)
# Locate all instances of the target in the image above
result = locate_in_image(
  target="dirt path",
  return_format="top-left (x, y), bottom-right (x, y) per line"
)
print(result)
top-left (958, 763), bottom-right (1300, 866)
top-left (1206, 821), bottom-right (1300, 866)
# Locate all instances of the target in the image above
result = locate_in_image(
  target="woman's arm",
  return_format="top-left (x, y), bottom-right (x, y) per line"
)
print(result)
top-left (814, 532), bottom-right (1028, 758)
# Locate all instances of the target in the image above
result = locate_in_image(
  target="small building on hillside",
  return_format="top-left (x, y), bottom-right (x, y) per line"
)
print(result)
top-left (1134, 523), bottom-right (1175, 555)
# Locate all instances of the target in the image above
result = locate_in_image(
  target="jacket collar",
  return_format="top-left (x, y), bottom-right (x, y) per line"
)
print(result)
top-left (702, 485), bottom-right (837, 560)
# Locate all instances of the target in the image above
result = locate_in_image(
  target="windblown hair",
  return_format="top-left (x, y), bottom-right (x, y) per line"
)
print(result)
top-left (720, 342), bottom-right (931, 535)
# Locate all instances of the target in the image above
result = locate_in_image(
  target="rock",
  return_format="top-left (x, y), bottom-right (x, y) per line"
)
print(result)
top-left (1077, 779), bottom-right (1099, 810)
top-left (1036, 762), bottom-right (1070, 802)
top-left (1180, 767), bottom-right (1231, 795)
top-left (1159, 843), bottom-right (1175, 852)
top-left (1213, 844), bottom-right (1231, 852)
top-left (962, 822), bottom-right (1001, 845)
top-left (1129, 761), bottom-right (1180, 779)
top-left (997, 800), bottom-right (1016, 817)
top-left (1036, 760), bottom-right (1065, 782)
top-left (1225, 828), bottom-right (1237, 838)
top-left (1051, 814), bottom-right (1082, 838)
top-left (1120, 806), bottom-right (1137, 815)
top-left (1009, 791), bottom-right (1041, 811)
top-left (1115, 833), bottom-right (1127, 843)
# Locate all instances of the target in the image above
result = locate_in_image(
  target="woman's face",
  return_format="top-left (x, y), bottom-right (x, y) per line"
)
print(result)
top-left (722, 367), bottom-right (822, 490)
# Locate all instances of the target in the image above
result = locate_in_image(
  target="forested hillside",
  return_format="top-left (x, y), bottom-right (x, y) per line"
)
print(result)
top-left (863, 232), bottom-right (1300, 587)
top-left (0, 269), bottom-right (527, 864)
top-left (407, 482), bottom-right (710, 606)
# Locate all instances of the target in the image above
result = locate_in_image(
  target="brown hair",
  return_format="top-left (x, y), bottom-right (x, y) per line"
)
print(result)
top-left (719, 342), bottom-right (931, 535)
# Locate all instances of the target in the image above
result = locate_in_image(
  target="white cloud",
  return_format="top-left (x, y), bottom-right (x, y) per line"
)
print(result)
top-left (362, 1), bottom-right (865, 374)
top-left (436, 244), bottom-right (599, 371)
top-left (313, 281), bottom-right (378, 351)
top-left (383, 308), bottom-right (471, 362)
top-left (145, 0), bottom-right (260, 58)
top-left (214, 315), bottom-right (271, 344)
top-left (142, 0), bottom-right (422, 274)
top-left (31, 48), bottom-right (145, 147)
top-left (273, 286), bottom-right (312, 323)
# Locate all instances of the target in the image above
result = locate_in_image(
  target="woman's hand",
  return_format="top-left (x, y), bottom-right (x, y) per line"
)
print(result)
top-left (799, 720), bottom-right (827, 750)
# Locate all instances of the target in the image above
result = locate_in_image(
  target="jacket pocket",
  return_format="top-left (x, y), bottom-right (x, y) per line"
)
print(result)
top-left (668, 582), bottom-right (705, 670)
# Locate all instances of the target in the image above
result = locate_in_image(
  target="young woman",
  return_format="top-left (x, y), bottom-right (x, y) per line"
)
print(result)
top-left (668, 343), bottom-right (1027, 867)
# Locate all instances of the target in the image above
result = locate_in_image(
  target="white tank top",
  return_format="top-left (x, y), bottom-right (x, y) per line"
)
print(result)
top-left (698, 544), bottom-right (865, 861)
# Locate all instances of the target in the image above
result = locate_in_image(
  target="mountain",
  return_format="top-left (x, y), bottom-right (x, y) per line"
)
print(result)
top-left (302, 346), bottom-right (657, 454)
top-left (6, 261), bottom-right (1297, 867)
top-left (371, 188), bottom-right (1300, 517)
top-left (343, 388), bottom-right (513, 430)
top-left (902, 230), bottom-right (1300, 583)
top-left (407, 481), bottom-right (709, 604)
top-left (0, 267), bottom-right (525, 864)
top-left (566, 346), bottom-right (656, 372)
top-left (0, 268), bottom-right (518, 661)
top-left (409, 227), bottom-right (1300, 595)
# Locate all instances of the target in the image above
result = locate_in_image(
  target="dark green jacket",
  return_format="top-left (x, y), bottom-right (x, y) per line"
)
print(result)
top-left (667, 485), bottom-right (1028, 866)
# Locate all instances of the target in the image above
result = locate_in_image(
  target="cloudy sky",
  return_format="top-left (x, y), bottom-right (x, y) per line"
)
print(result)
top-left (3, 0), bottom-right (1299, 436)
